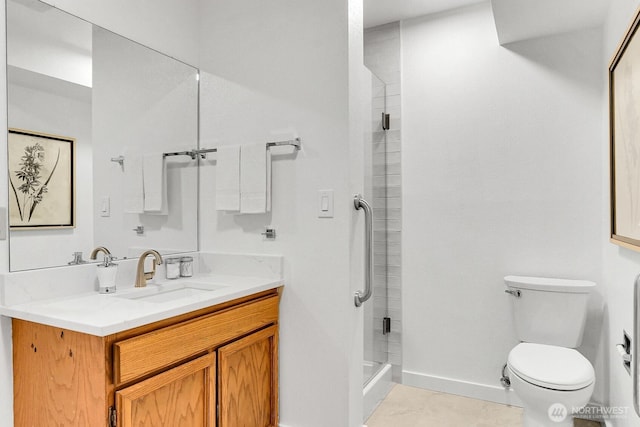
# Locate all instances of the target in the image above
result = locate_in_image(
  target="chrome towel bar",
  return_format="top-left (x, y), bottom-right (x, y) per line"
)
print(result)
top-left (163, 137), bottom-right (301, 160)
top-left (354, 194), bottom-right (373, 307)
top-left (112, 138), bottom-right (302, 164)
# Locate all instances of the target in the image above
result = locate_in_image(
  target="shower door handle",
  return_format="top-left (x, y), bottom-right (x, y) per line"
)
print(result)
top-left (634, 273), bottom-right (640, 417)
top-left (354, 194), bottom-right (373, 307)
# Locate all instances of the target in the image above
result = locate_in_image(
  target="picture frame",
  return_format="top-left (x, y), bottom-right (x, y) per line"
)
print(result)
top-left (610, 7), bottom-right (640, 250)
top-left (8, 128), bottom-right (75, 230)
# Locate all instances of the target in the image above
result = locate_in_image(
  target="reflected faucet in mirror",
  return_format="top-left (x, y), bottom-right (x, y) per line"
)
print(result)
top-left (89, 246), bottom-right (111, 263)
top-left (135, 250), bottom-right (163, 287)
top-left (68, 252), bottom-right (86, 265)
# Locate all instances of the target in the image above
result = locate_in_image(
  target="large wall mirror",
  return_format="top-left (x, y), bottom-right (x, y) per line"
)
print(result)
top-left (7, 0), bottom-right (199, 271)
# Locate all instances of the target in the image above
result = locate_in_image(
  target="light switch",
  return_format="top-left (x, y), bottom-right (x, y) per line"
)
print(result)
top-left (318, 190), bottom-right (334, 218)
top-left (321, 196), bottom-right (329, 211)
top-left (100, 197), bottom-right (110, 217)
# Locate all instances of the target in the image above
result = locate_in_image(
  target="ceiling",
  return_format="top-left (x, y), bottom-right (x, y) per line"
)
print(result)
top-left (364, 0), bottom-right (610, 45)
top-left (491, 0), bottom-right (609, 45)
top-left (364, 0), bottom-right (483, 28)
top-left (8, 0), bottom-right (93, 87)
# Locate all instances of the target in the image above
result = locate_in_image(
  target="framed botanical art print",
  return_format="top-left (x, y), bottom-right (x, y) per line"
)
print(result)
top-left (610, 7), bottom-right (640, 250)
top-left (8, 128), bottom-right (75, 229)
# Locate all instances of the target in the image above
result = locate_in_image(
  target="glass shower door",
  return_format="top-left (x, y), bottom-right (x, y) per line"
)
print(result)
top-left (363, 71), bottom-right (389, 387)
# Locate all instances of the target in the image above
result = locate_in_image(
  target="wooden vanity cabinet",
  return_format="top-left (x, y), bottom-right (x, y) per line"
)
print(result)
top-left (218, 325), bottom-right (278, 426)
top-left (116, 352), bottom-right (217, 426)
top-left (12, 288), bottom-right (281, 427)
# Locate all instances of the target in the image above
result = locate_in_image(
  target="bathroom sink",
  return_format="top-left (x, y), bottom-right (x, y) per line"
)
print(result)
top-left (115, 282), bottom-right (229, 303)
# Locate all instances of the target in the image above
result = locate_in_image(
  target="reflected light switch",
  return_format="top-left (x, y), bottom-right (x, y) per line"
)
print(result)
top-left (100, 197), bottom-right (110, 217)
top-left (318, 190), bottom-right (333, 218)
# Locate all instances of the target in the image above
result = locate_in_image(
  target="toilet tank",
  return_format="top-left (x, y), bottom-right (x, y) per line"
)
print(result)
top-left (505, 275), bottom-right (595, 348)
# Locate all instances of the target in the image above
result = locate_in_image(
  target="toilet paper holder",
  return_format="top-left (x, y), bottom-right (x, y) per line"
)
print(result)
top-left (617, 330), bottom-right (632, 374)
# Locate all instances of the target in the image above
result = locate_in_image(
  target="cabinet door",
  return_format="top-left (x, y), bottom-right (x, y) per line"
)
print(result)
top-left (116, 352), bottom-right (216, 427)
top-left (218, 325), bottom-right (278, 427)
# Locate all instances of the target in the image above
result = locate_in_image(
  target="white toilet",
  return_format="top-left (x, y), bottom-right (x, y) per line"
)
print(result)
top-left (504, 275), bottom-right (595, 427)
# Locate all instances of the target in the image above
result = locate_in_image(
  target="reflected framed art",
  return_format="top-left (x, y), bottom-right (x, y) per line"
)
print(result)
top-left (8, 128), bottom-right (75, 229)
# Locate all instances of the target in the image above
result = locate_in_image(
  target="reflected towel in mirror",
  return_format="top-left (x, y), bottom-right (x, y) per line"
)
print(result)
top-left (123, 148), bottom-right (144, 213)
top-left (143, 153), bottom-right (167, 214)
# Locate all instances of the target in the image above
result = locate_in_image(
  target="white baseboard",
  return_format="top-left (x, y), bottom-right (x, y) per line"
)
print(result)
top-left (402, 369), bottom-right (524, 407)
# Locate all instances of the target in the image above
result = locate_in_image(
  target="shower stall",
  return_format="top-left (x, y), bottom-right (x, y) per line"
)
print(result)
top-left (361, 69), bottom-right (394, 419)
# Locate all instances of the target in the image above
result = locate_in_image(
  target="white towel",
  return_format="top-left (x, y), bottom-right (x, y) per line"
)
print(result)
top-left (143, 153), bottom-right (168, 214)
top-left (215, 145), bottom-right (240, 211)
top-left (123, 148), bottom-right (144, 214)
top-left (240, 143), bottom-right (271, 213)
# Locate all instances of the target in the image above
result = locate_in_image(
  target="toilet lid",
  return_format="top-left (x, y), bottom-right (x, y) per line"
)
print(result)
top-left (508, 343), bottom-right (594, 391)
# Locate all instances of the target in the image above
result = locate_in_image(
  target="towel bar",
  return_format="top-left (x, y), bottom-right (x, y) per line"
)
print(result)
top-left (163, 137), bottom-right (301, 159)
top-left (113, 138), bottom-right (301, 164)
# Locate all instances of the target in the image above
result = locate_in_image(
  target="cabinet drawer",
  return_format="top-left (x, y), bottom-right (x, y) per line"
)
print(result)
top-left (113, 295), bottom-right (279, 385)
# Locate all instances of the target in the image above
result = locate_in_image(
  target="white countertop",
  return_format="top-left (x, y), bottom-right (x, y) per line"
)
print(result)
top-left (0, 274), bottom-right (282, 336)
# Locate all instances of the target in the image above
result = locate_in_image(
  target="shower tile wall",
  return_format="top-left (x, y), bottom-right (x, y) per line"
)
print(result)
top-left (364, 22), bottom-right (402, 381)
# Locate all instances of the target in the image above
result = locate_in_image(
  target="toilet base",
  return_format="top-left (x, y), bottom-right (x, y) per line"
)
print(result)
top-left (508, 366), bottom-right (594, 427)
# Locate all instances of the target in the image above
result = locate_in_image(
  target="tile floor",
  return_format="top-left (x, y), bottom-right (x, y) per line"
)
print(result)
top-left (365, 384), bottom-right (602, 427)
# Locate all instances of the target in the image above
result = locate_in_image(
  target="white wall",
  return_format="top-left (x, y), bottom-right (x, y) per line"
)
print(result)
top-left (401, 2), bottom-right (604, 404)
top-left (349, 4), bottom-right (367, 425)
top-left (197, 0), bottom-right (365, 424)
top-left (603, 1), bottom-right (640, 425)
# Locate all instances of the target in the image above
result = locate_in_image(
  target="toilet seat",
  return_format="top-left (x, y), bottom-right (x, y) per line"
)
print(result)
top-left (508, 343), bottom-right (594, 391)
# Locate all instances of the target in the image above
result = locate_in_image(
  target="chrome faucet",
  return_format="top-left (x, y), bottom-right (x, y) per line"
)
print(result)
top-left (89, 246), bottom-right (111, 262)
top-left (135, 250), bottom-right (163, 287)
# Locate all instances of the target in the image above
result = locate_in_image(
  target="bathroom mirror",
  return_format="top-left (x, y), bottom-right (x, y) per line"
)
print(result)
top-left (7, 0), bottom-right (199, 271)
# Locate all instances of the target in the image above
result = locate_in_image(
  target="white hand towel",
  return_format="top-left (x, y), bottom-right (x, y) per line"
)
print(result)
top-left (123, 148), bottom-right (144, 214)
top-left (215, 145), bottom-right (240, 211)
top-left (143, 153), bottom-right (168, 214)
top-left (240, 143), bottom-right (270, 214)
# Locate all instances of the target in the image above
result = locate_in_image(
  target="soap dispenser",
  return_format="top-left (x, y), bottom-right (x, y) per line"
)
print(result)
top-left (97, 254), bottom-right (118, 294)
